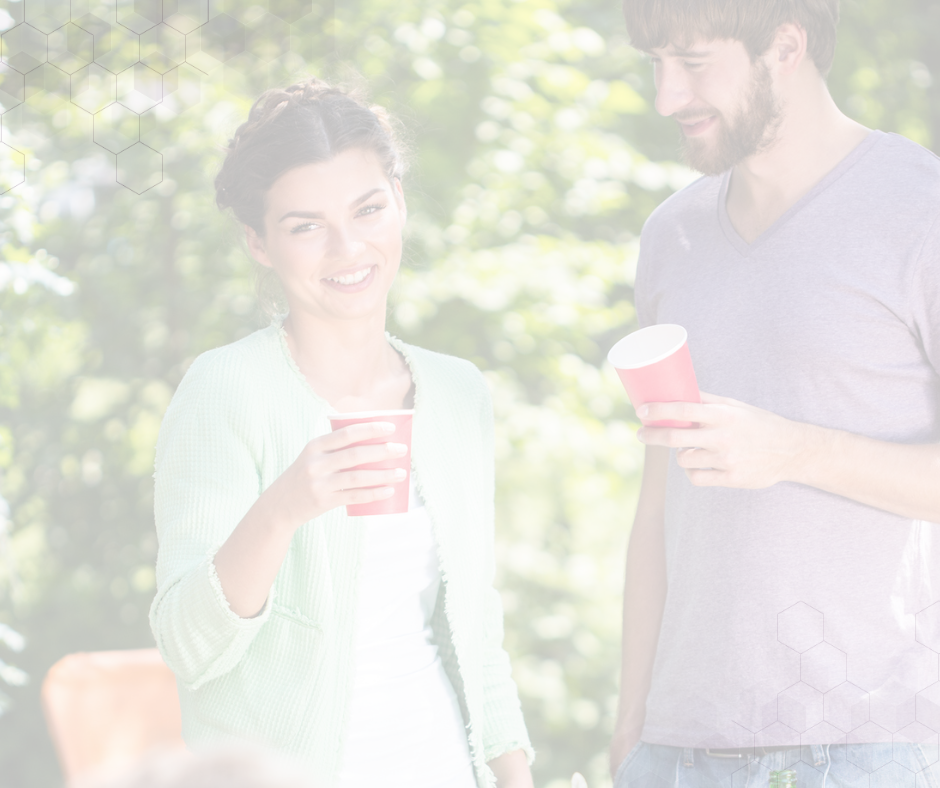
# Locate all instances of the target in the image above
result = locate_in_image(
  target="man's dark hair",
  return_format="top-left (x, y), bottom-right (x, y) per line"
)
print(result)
top-left (622, 0), bottom-right (841, 77)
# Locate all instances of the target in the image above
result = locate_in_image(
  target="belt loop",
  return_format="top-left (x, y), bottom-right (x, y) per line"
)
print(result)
top-left (682, 747), bottom-right (695, 768)
top-left (811, 743), bottom-right (826, 767)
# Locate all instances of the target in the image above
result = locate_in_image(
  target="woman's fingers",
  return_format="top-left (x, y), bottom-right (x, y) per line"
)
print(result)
top-left (340, 485), bottom-right (397, 505)
top-left (316, 421), bottom-right (397, 452)
top-left (333, 467), bottom-right (406, 492)
top-left (328, 442), bottom-right (408, 471)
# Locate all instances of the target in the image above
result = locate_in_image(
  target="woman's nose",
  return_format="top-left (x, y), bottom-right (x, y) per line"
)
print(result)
top-left (327, 224), bottom-right (366, 260)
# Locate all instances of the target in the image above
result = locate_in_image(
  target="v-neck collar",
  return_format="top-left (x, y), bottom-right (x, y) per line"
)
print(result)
top-left (717, 129), bottom-right (884, 256)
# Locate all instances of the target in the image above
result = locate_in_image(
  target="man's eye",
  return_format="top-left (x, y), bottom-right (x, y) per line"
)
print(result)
top-left (289, 222), bottom-right (319, 234)
top-left (684, 61), bottom-right (705, 70)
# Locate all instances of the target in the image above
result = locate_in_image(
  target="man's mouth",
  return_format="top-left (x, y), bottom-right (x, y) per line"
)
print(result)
top-left (678, 116), bottom-right (717, 137)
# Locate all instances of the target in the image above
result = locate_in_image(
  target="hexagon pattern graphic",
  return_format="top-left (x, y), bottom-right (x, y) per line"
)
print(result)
top-left (94, 103), bottom-right (139, 153)
top-left (0, 61), bottom-right (25, 110)
top-left (117, 141), bottom-right (162, 193)
top-left (778, 602), bottom-right (825, 653)
top-left (0, 0), bottom-right (334, 189)
top-left (48, 23), bottom-right (93, 74)
top-left (24, 0), bottom-right (69, 35)
top-left (711, 601), bottom-right (940, 783)
top-left (140, 23), bottom-right (185, 73)
top-left (917, 602), bottom-right (940, 653)
top-left (71, 63), bottom-right (116, 113)
top-left (802, 641), bottom-right (847, 693)
top-left (116, 62), bottom-right (162, 112)
top-left (0, 140), bottom-right (25, 192)
top-left (2, 23), bottom-right (49, 73)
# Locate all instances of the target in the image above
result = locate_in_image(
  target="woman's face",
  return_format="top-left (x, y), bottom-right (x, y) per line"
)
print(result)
top-left (246, 148), bottom-right (406, 324)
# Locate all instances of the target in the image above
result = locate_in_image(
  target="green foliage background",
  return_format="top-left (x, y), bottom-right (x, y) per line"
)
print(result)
top-left (0, 0), bottom-right (937, 785)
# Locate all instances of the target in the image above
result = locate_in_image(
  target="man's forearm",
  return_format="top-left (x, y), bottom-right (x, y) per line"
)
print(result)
top-left (791, 424), bottom-right (940, 522)
top-left (611, 447), bottom-right (669, 776)
top-left (639, 395), bottom-right (940, 522)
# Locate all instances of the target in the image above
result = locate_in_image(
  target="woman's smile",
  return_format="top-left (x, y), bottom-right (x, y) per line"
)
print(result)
top-left (323, 265), bottom-right (376, 291)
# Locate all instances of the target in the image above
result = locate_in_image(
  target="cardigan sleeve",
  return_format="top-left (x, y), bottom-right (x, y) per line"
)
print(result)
top-left (475, 379), bottom-right (535, 765)
top-left (149, 348), bottom-right (272, 691)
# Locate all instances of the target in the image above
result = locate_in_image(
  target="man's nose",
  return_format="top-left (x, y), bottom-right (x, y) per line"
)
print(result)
top-left (654, 62), bottom-right (694, 117)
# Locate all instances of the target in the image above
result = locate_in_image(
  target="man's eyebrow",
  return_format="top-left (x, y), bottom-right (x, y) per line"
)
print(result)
top-left (669, 46), bottom-right (712, 57)
top-left (277, 187), bottom-right (387, 222)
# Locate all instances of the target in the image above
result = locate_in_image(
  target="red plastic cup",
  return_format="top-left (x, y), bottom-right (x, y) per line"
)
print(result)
top-left (607, 324), bottom-right (701, 428)
top-left (327, 409), bottom-right (414, 516)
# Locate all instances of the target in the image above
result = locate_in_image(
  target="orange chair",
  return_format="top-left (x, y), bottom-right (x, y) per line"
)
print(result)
top-left (41, 648), bottom-right (185, 784)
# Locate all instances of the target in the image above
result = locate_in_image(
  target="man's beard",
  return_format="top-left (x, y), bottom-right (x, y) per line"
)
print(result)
top-left (679, 61), bottom-right (782, 175)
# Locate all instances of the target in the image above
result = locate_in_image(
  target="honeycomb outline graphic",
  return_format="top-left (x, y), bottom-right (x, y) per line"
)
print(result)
top-left (0, 0), bottom-right (332, 195)
top-left (622, 601), bottom-right (940, 786)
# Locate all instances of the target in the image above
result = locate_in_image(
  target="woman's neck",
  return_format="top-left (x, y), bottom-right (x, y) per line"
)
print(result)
top-left (283, 307), bottom-right (412, 412)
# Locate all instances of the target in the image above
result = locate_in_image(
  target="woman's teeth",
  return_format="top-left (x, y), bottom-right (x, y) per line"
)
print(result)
top-left (327, 268), bottom-right (371, 285)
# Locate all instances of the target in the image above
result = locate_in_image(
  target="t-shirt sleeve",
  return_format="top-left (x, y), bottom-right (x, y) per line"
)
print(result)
top-left (912, 217), bottom-right (940, 379)
top-left (149, 349), bottom-right (272, 691)
top-left (634, 220), bottom-right (657, 330)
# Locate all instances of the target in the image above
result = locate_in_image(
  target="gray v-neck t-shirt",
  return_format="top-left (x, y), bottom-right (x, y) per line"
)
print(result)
top-left (635, 131), bottom-right (940, 747)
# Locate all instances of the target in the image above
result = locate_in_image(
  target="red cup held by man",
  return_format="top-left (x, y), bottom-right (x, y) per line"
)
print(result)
top-left (607, 324), bottom-right (701, 428)
top-left (327, 409), bottom-right (414, 516)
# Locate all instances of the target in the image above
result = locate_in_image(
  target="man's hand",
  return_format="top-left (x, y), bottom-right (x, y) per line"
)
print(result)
top-left (636, 392), bottom-right (812, 489)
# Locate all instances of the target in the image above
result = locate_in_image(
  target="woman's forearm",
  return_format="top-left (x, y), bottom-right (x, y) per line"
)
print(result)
top-left (213, 475), bottom-right (300, 618)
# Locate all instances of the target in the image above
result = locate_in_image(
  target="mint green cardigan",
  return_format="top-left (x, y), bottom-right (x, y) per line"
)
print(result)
top-left (149, 321), bottom-right (532, 787)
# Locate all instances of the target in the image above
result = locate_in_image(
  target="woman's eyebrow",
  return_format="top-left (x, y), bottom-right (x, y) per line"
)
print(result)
top-left (277, 187), bottom-right (387, 223)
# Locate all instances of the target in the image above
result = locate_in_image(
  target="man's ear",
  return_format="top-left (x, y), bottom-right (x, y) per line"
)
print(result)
top-left (771, 22), bottom-right (809, 77)
top-left (245, 224), bottom-right (273, 268)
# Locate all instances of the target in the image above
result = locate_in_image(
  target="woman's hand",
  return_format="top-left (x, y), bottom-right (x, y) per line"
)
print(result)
top-left (268, 421), bottom-right (409, 529)
top-left (488, 749), bottom-right (534, 788)
top-left (213, 421), bottom-right (407, 618)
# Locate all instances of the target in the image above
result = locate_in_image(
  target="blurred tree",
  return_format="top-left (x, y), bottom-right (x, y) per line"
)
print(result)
top-left (0, 0), bottom-right (936, 786)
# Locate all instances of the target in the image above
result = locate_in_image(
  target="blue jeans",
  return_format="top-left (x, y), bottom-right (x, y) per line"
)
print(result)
top-left (613, 742), bottom-right (940, 787)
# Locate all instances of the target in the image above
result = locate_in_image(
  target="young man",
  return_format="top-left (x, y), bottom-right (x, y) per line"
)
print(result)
top-left (611, 1), bottom-right (940, 785)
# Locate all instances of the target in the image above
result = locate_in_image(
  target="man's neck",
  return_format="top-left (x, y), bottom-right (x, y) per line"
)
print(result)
top-left (726, 78), bottom-right (870, 244)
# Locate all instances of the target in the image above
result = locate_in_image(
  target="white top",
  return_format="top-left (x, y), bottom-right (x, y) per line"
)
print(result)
top-left (335, 483), bottom-right (477, 788)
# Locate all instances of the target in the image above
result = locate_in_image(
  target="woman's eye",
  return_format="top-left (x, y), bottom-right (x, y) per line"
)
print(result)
top-left (289, 222), bottom-right (319, 234)
top-left (357, 203), bottom-right (386, 217)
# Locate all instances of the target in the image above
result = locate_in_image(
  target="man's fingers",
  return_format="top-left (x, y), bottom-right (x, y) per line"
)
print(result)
top-left (639, 401), bottom-right (713, 425)
top-left (698, 391), bottom-right (738, 406)
top-left (639, 427), bottom-right (711, 449)
top-left (676, 448), bottom-right (721, 470)
top-left (685, 468), bottom-right (725, 487)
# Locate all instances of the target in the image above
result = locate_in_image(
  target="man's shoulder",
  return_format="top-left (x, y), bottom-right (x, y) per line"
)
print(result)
top-left (866, 132), bottom-right (940, 201)
top-left (641, 173), bottom-right (723, 240)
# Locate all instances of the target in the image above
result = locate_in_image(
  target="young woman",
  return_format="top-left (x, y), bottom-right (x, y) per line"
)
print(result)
top-left (150, 78), bottom-right (533, 788)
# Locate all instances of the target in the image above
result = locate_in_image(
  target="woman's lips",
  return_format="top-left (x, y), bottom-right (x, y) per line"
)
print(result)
top-left (322, 265), bottom-right (376, 293)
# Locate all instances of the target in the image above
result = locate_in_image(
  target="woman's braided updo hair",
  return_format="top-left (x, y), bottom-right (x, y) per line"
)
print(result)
top-left (215, 77), bottom-right (405, 234)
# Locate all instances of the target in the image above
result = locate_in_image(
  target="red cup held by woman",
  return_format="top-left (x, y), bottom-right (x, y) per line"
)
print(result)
top-left (327, 409), bottom-right (414, 516)
top-left (607, 324), bottom-right (701, 428)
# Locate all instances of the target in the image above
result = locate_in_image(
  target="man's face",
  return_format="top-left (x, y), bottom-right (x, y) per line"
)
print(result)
top-left (648, 39), bottom-right (781, 174)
